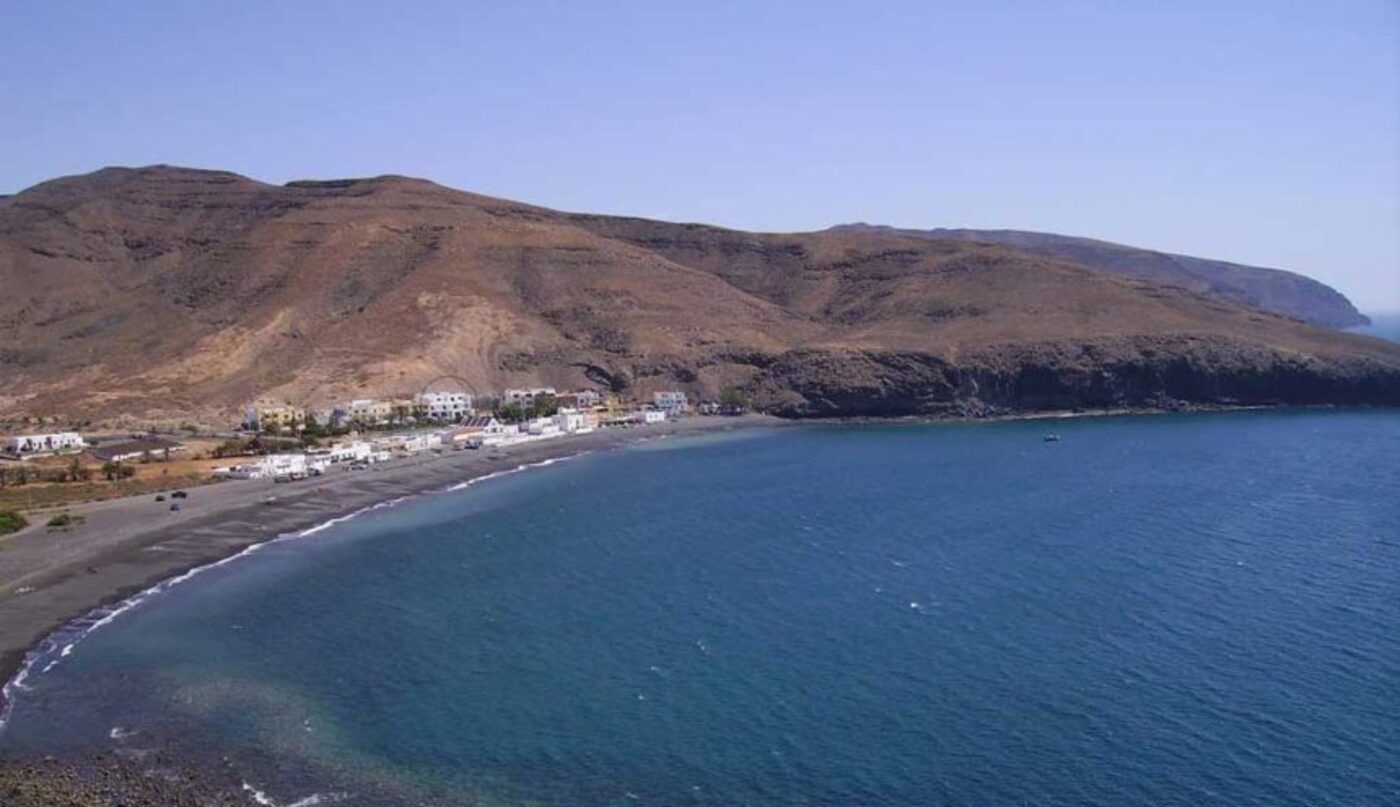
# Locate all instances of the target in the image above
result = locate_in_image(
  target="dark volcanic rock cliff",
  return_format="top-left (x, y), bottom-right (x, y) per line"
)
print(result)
top-left (1, 166), bottom-right (1397, 424)
top-left (744, 337), bottom-right (1400, 418)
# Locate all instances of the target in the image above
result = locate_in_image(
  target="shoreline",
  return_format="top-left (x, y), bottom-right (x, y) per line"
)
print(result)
top-left (801, 401), bottom-right (1385, 426)
top-left (2, 400), bottom-right (1390, 703)
top-left (0, 405), bottom-right (1394, 802)
top-left (0, 414), bottom-right (785, 718)
top-left (1, 400), bottom-right (1386, 703)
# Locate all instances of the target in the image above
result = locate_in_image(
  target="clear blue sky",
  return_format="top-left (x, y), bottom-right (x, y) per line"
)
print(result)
top-left (3, 1), bottom-right (1398, 309)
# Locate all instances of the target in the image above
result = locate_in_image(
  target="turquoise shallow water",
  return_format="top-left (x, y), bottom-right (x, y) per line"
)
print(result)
top-left (3, 411), bottom-right (1399, 804)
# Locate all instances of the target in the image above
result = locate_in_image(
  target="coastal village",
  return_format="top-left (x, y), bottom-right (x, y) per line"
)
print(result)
top-left (0, 386), bottom-right (744, 523)
top-left (220, 387), bottom-right (693, 481)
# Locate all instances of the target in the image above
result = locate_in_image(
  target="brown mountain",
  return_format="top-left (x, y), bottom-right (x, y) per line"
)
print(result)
top-left (2, 165), bottom-right (1397, 425)
top-left (830, 223), bottom-right (1370, 328)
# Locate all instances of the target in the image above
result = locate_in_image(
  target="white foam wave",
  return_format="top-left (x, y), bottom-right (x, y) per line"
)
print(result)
top-left (243, 782), bottom-right (277, 805)
top-left (444, 451), bottom-right (590, 493)
top-left (241, 782), bottom-right (342, 806)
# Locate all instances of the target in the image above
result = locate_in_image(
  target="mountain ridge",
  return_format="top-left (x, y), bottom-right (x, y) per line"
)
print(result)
top-left (829, 223), bottom-right (1369, 329)
top-left (2, 165), bottom-right (1397, 425)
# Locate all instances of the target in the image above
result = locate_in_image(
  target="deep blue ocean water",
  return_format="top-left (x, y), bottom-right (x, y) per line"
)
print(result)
top-left (3, 411), bottom-right (1399, 805)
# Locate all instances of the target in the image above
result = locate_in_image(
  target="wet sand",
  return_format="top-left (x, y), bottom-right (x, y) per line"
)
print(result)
top-left (0, 415), bottom-right (783, 703)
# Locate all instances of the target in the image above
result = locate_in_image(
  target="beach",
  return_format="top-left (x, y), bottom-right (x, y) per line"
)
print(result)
top-left (2, 409), bottom-right (1394, 805)
top-left (0, 414), bottom-right (782, 709)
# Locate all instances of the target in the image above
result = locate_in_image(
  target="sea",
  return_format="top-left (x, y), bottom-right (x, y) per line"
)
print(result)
top-left (1353, 311), bottom-right (1400, 343)
top-left (2, 411), bottom-right (1398, 805)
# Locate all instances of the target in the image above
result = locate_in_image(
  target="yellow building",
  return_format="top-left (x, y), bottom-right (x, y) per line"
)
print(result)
top-left (348, 399), bottom-right (393, 423)
top-left (246, 403), bottom-right (306, 431)
top-left (389, 397), bottom-right (418, 421)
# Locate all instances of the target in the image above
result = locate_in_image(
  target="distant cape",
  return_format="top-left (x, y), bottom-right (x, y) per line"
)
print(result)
top-left (829, 224), bottom-right (1368, 329)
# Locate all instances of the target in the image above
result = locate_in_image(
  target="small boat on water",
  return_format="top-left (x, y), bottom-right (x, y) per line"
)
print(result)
top-left (1044, 434), bottom-right (1062, 442)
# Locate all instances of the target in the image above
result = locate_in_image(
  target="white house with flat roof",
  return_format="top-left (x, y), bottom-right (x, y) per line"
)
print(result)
top-left (4, 432), bottom-right (86, 457)
top-left (418, 391), bottom-right (473, 422)
top-left (320, 441), bottom-right (372, 464)
top-left (222, 453), bottom-right (318, 480)
top-left (554, 408), bottom-right (592, 434)
top-left (469, 421), bottom-right (523, 448)
top-left (526, 416), bottom-right (561, 437)
top-left (403, 433), bottom-right (444, 453)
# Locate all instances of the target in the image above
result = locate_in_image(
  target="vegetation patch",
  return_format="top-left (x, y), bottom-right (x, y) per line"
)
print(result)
top-left (46, 512), bottom-right (84, 530)
top-left (0, 510), bottom-right (28, 535)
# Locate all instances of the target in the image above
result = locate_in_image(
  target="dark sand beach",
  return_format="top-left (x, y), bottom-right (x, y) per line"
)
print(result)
top-left (0, 415), bottom-right (786, 802)
top-left (0, 415), bottom-right (782, 708)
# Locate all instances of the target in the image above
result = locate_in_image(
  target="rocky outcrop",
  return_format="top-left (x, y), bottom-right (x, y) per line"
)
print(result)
top-left (744, 337), bottom-right (1400, 418)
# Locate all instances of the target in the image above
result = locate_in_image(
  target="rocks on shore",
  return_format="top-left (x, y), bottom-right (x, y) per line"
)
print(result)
top-left (0, 752), bottom-right (245, 806)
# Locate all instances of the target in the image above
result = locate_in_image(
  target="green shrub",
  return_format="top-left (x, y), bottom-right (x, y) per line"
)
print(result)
top-left (0, 510), bottom-right (28, 535)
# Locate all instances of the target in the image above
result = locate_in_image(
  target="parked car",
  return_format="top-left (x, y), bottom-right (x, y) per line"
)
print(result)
top-left (171, 490), bottom-right (188, 499)
top-left (155, 494), bottom-right (166, 502)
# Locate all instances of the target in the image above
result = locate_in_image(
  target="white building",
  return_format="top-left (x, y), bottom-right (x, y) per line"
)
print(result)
top-left (526, 417), bottom-right (561, 437)
top-left (418, 391), bottom-right (473, 422)
top-left (4, 432), bottom-right (86, 457)
top-left (470, 422), bottom-right (523, 448)
top-left (634, 409), bottom-right (667, 425)
top-left (502, 387), bottom-right (557, 410)
top-left (323, 441), bottom-right (372, 464)
top-left (371, 434), bottom-right (405, 451)
top-left (554, 408), bottom-right (593, 434)
top-left (403, 433), bottom-right (444, 453)
top-left (449, 416), bottom-right (502, 446)
top-left (653, 391), bottom-right (688, 416)
top-left (225, 453), bottom-right (313, 480)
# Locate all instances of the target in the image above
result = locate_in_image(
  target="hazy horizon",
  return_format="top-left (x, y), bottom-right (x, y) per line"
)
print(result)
top-left (3, 1), bottom-right (1397, 309)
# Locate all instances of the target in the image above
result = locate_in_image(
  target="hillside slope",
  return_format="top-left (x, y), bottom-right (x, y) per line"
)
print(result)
top-left (2, 166), bottom-right (1397, 424)
top-left (831, 224), bottom-right (1370, 329)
